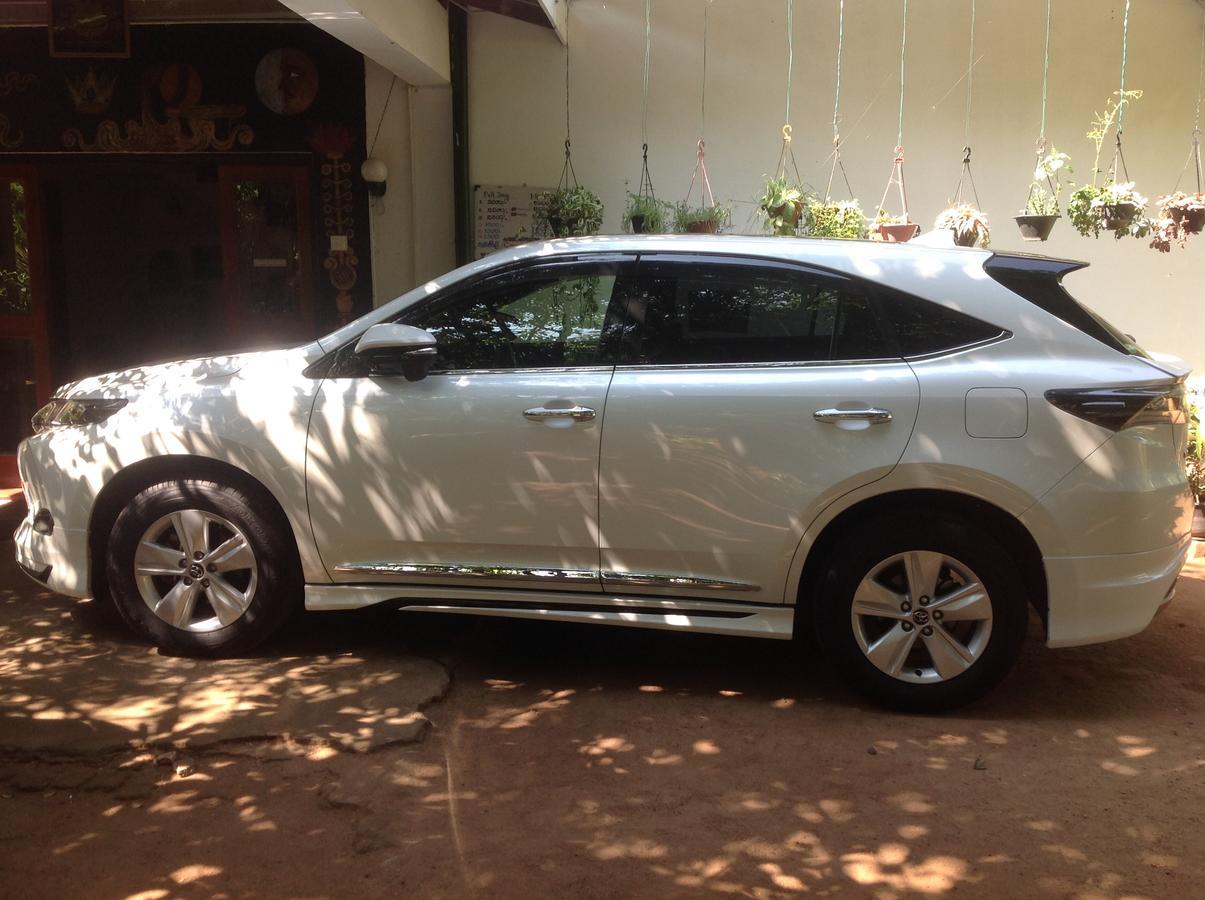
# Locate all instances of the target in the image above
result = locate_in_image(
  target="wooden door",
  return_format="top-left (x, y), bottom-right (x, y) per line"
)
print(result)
top-left (0, 166), bottom-right (50, 488)
top-left (218, 165), bottom-right (314, 347)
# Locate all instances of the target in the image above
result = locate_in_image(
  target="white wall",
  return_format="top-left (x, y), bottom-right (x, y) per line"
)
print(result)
top-left (467, 0), bottom-right (1205, 370)
top-left (364, 62), bottom-right (456, 306)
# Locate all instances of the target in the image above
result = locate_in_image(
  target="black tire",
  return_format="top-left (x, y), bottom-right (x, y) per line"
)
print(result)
top-left (812, 510), bottom-right (1029, 712)
top-left (106, 477), bottom-right (300, 656)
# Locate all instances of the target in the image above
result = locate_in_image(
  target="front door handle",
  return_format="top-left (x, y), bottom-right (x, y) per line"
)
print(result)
top-left (813, 407), bottom-right (893, 425)
top-left (523, 405), bottom-right (597, 422)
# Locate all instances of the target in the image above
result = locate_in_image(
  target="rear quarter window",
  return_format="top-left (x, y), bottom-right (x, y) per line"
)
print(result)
top-left (876, 288), bottom-right (1008, 358)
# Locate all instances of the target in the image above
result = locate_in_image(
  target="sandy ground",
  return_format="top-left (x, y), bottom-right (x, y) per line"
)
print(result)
top-left (1, 495), bottom-right (1203, 899)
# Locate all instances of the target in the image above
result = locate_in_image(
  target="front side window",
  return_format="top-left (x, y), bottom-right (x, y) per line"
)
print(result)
top-left (407, 268), bottom-right (619, 371)
top-left (617, 262), bottom-right (893, 366)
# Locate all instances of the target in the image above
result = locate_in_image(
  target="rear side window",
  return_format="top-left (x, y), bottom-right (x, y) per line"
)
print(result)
top-left (617, 262), bottom-right (893, 366)
top-left (984, 255), bottom-right (1146, 358)
top-left (876, 287), bottom-right (1007, 358)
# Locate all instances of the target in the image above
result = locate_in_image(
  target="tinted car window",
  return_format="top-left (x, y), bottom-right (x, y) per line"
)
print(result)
top-left (876, 288), bottom-right (1006, 358)
top-left (618, 263), bottom-right (892, 365)
top-left (409, 269), bottom-right (618, 371)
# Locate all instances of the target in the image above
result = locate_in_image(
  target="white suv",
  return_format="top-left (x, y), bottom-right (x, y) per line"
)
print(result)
top-left (14, 236), bottom-right (1193, 710)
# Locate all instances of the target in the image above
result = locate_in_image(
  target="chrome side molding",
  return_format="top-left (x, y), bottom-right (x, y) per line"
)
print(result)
top-left (602, 571), bottom-right (760, 592)
top-left (332, 562), bottom-right (598, 582)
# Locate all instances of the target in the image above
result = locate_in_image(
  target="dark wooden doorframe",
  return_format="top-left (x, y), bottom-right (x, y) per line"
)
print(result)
top-left (217, 164), bottom-right (314, 345)
top-left (0, 165), bottom-right (50, 488)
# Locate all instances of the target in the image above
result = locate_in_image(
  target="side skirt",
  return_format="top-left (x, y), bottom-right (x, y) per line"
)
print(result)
top-left (304, 584), bottom-right (795, 640)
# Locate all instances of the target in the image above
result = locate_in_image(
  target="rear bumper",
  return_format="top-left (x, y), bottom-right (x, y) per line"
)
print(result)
top-left (1045, 536), bottom-right (1192, 648)
top-left (13, 512), bottom-right (91, 597)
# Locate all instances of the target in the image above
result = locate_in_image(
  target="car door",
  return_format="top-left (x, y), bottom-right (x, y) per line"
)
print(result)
top-left (597, 254), bottom-right (921, 604)
top-left (307, 257), bottom-right (631, 591)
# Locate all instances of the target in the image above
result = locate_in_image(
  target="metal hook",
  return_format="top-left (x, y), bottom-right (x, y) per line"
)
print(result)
top-left (962, 145), bottom-right (972, 165)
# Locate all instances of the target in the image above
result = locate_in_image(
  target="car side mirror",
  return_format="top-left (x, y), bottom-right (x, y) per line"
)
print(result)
top-left (354, 323), bottom-right (439, 382)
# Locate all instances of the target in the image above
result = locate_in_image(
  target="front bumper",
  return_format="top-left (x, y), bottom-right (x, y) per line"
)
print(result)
top-left (13, 510), bottom-right (91, 597)
top-left (1044, 535), bottom-right (1193, 648)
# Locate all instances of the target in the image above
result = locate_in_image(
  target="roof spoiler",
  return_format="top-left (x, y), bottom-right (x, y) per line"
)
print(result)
top-left (985, 252), bottom-right (1088, 280)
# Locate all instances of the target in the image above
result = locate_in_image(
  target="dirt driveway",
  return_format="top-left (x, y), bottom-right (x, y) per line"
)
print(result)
top-left (2, 496), bottom-right (1203, 899)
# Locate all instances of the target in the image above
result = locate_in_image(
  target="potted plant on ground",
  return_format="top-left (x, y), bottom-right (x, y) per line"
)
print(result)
top-left (1016, 149), bottom-right (1071, 241)
top-left (758, 176), bottom-right (809, 236)
top-left (934, 203), bottom-right (991, 248)
top-left (541, 186), bottom-right (604, 237)
top-left (806, 199), bottom-right (867, 239)
top-left (623, 192), bottom-right (668, 234)
top-left (672, 202), bottom-right (728, 234)
top-left (1186, 392), bottom-right (1205, 538)
top-left (873, 210), bottom-right (920, 242)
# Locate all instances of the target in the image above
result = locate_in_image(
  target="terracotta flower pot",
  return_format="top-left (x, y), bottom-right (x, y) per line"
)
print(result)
top-left (686, 219), bottom-right (720, 234)
top-left (1100, 202), bottom-right (1138, 231)
top-left (1193, 504), bottom-right (1205, 540)
top-left (1170, 206), bottom-right (1205, 235)
top-left (1015, 214), bottom-right (1059, 242)
top-left (878, 222), bottom-right (920, 243)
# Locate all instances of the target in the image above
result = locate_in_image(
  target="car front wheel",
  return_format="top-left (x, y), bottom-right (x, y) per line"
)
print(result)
top-left (814, 512), bottom-right (1029, 711)
top-left (106, 477), bottom-right (299, 656)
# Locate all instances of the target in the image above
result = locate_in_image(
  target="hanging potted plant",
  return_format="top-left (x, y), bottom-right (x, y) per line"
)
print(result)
top-left (1161, 191), bottom-right (1205, 235)
top-left (624, 192), bottom-right (668, 234)
top-left (673, 201), bottom-right (728, 234)
top-left (873, 210), bottom-right (919, 243)
top-left (1016, 149), bottom-right (1071, 241)
top-left (759, 175), bottom-right (809, 236)
top-left (1067, 90), bottom-right (1149, 239)
top-left (806, 198), bottom-right (867, 239)
top-left (934, 203), bottom-right (991, 248)
top-left (542, 185), bottom-right (604, 238)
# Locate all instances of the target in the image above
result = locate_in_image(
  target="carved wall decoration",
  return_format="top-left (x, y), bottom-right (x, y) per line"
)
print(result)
top-left (309, 123), bottom-right (359, 324)
top-left (255, 49), bottom-right (318, 116)
top-left (65, 67), bottom-right (116, 114)
top-left (0, 115), bottom-right (22, 149)
top-left (0, 71), bottom-right (37, 148)
top-left (62, 67), bottom-right (253, 152)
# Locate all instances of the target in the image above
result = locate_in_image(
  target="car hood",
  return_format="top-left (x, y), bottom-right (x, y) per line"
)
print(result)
top-left (53, 345), bottom-right (313, 401)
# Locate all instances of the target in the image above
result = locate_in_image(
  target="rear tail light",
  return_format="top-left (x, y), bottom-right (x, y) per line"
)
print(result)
top-left (1045, 384), bottom-right (1186, 432)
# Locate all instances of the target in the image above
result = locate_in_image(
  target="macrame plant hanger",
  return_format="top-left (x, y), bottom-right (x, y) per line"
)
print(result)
top-left (683, 1), bottom-right (717, 217)
top-left (1165, 4), bottom-right (1205, 246)
top-left (629, 0), bottom-right (658, 232)
top-left (876, 0), bottom-right (917, 241)
top-left (1019, 0), bottom-right (1059, 241)
top-left (950, 0), bottom-right (982, 213)
top-left (556, 5), bottom-right (579, 196)
top-left (1173, 7), bottom-right (1205, 199)
top-left (822, 0), bottom-right (856, 205)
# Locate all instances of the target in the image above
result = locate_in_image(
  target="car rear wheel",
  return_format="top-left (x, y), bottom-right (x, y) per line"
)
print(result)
top-left (106, 477), bottom-right (299, 656)
top-left (813, 512), bottom-right (1029, 711)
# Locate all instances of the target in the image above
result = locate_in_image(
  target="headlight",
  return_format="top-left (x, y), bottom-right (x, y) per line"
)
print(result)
top-left (32, 398), bottom-right (128, 433)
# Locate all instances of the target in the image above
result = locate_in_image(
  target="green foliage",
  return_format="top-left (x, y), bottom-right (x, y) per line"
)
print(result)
top-left (542, 186), bottom-right (604, 237)
top-left (0, 180), bottom-right (31, 314)
top-left (672, 202), bottom-right (729, 233)
top-left (1150, 192), bottom-right (1205, 252)
top-left (1084, 90), bottom-right (1142, 188)
top-left (934, 204), bottom-right (991, 248)
top-left (1023, 149), bottom-right (1072, 216)
top-left (1067, 182), bottom-right (1148, 239)
top-left (806, 199), bottom-right (867, 239)
top-left (758, 176), bottom-right (810, 236)
top-left (623, 193), bottom-right (669, 233)
top-left (1186, 393), bottom-right (1205, 503)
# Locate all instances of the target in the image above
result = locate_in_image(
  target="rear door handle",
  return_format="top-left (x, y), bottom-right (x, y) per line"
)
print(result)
top-left (523, 405), bottom-right (597, 422)
top-left (813, 407), bottom-right (893, 425)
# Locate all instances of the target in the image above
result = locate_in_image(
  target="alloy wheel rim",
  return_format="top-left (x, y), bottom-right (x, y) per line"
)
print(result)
top-left (850, 550), bottom-right (993, 684)
top-left (134, 510), bottom-right (258, 633)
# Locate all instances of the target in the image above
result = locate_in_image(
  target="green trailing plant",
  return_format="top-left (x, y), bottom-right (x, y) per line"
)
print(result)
top-left (541, 186), bottom-right (604, 237)
top-left (934, 204), bottom-right (991, 248)
top-left (806, 199), bottom-right (867, 240)
top-left (1068, 91), bottom-right (1150, 239)
top-left (1023, 149), bottom-right (1072, 216)
top-left (622, 193), bottom-right (669, 234)
top-left (672, 202), bottom-right (729, 234)
top-left (758, 175), bottom-right (809, 236)
top-left (1068, 181), bottom-right (1149, 239)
